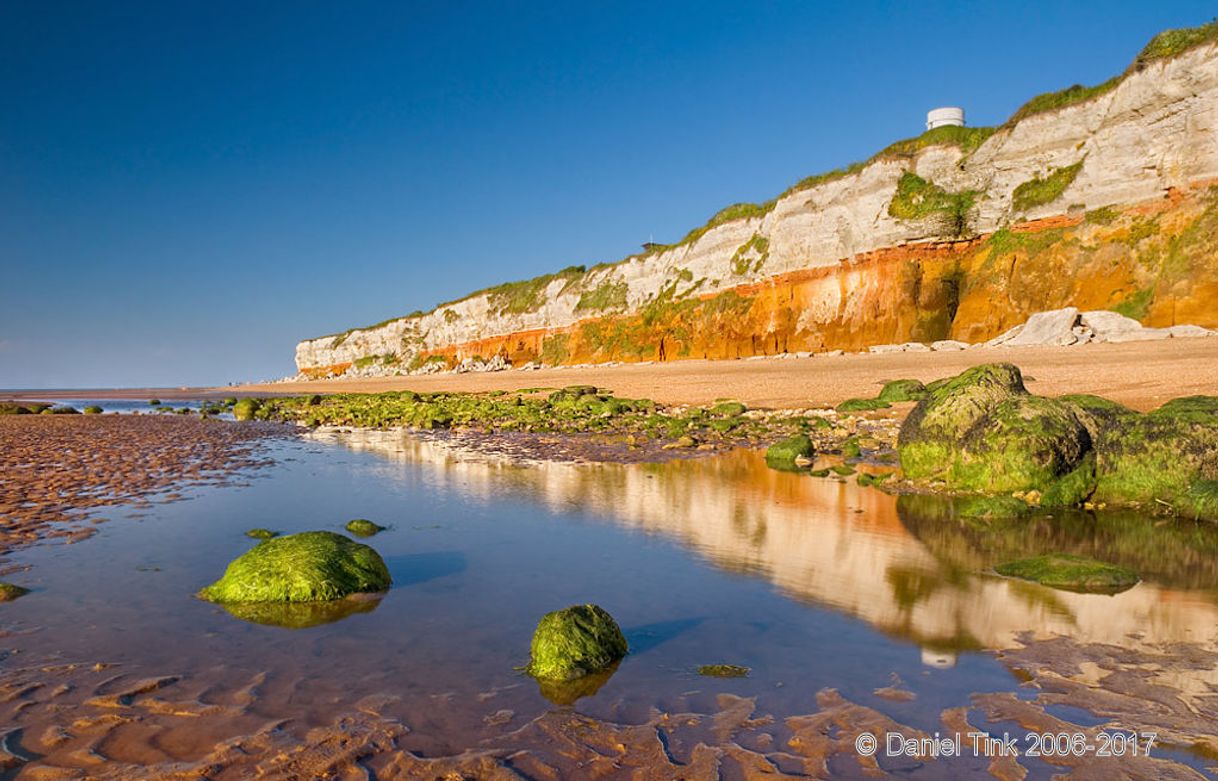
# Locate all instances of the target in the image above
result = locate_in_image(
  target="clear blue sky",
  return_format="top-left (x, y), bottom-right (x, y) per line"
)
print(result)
top-left (2, 1), bottom-right (1213, 388)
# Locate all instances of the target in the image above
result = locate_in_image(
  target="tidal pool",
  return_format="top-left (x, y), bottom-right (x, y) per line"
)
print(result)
top-left (4, 429), bottom-right (1218, 777)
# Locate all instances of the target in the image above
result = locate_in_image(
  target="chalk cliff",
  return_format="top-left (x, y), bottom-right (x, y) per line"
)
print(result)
top-left (296, 24), bottom-right (1218, 378)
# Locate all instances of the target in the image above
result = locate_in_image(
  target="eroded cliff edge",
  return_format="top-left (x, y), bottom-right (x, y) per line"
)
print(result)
top-left (296, 25), bottom-right (1218, 379)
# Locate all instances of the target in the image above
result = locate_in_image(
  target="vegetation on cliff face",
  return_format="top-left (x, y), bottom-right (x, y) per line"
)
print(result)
top-left (1009, 20), bottom-right (1218, 124)
top-left (1011, 161), bottom-right (1084, 212)
top-left (887, 173), bottom-right (978, 236)
top-left (575, 278), bottom-right (629, 312)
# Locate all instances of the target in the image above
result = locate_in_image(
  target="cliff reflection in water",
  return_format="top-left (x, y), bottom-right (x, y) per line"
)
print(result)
top-left (312, 430), bottom-right (1218, 661)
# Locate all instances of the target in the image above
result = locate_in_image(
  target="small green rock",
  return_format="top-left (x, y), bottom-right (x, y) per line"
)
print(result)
top-left (199, 531), bottom-right (391, 603)
top-left (0, 582), bottom-right (30, 602)
top-left (245, 528), bottom-right (278, 540)
top-left (841, 436), bottom-right (862, 459)
top-left (830, 464), bottom-right (856, 476)
top-left (345, 518), bottom-right (386, 537)
top-left (837, 398), bottom-right (892, 412)
top-left (995, 554), bottom-right (1139, 594)
top-left (710, 401), bottom-right (747, 417)
top-left (877, 379), bottom-right (927, 403)
top-left (232, 398), bottom-right (262, 421)
top-left (83, 405), bottom-right (103, 415)
top-left (698, 664), bottom-right (750, 678)
top-left (527, 604), bottom-right (628, 682)
top-left (765, 434), bottom-right (814, 467)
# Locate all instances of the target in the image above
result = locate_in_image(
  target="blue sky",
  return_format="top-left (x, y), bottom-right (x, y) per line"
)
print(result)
top-left (2, 1), bottom-right (1213, 388)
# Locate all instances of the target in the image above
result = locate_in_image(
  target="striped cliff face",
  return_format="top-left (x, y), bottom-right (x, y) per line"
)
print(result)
top-left (296, 40), bottom-right (1218, 379)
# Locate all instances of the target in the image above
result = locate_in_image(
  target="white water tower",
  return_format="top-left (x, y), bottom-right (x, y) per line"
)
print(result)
top-left (926, 107), bottom-right (965, 131)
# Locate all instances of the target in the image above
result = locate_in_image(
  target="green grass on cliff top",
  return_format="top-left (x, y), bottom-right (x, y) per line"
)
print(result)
top-left (311, 21), bottom-right (1216, 342)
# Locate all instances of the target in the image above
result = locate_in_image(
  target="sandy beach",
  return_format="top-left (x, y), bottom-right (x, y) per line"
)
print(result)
top-left (231, 338), bottom-right (1218, 411)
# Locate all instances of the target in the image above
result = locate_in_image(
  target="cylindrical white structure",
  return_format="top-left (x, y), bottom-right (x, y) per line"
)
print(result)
top-left (926, 107), bottom-right (965, 130)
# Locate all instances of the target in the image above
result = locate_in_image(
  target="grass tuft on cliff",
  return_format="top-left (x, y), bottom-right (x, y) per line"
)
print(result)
top-left (1012, 161), bottom-right (1084, 213)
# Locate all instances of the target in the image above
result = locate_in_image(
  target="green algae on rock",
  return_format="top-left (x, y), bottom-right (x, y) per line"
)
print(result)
top-left (764, 434), bottom-right (814, 470)
top-left (837, 398), bottom-right (892, 412)
top-left (877, 379), bottom-right (928, 403)
top-left (199, 531), bottom-right (391, 603)
top-left (83, 405), bottom-right (103, 415)
top-left (0, 582), bottom-right (30, 602)
top-left (232, 398), bottom-right (262, 421)
top-left (995, 554), bottom-right (1139, 594)
top-left (244, 528), bottom-right (278, 540)
top-left (898, 364), bottom-right (1096, 507)
top-left (527, 604), bottom-right (628, 682)
top-left (698, 664), bottom-right (750, 678)
top-left (345, 518), bottom-right (386, 537)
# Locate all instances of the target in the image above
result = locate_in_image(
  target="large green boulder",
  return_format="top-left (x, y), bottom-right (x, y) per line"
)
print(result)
top-left (527, 604), bottom-right (628, 682)
top-left (898, 364), bottom-right (1095, 506)
top-left (199, 531), bottom-right (391, 603)
top-left (1066, 394), bottom-right (1218, 521)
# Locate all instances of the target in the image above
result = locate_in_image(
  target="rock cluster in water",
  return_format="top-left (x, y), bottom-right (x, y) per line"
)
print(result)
top-left (897, 363), bottom-right (1218, 520)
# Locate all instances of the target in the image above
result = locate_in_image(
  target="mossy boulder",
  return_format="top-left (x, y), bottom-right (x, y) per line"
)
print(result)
top-left (1066, 395), bottom-right (1218, 521)
top-left (899, 364), bottom-right (1096, 506)
top-left (0, 582), bottom-right (30, 602)
top-left (527, 604), bottom-right (628, 682)
top-left (764, 434), bottom-right (814, 469)
top-left (245, 528), bottom-right (278, 540)
top-left (345, 518), bottom-right (385, 537)
top-left (711, 401), bottom-right (747, 417)
top-left (83, 405), bottom-right (103, 415)
top-left (995, 554), bottom-right (1139, 594)
top-left (878, 379), bottom-right (927, 403)
top-left (199, 531), bottom-right (391, 603)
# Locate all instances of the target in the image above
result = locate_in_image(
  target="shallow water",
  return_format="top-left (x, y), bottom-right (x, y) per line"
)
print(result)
top-left (5, 430), bottom-right (1218, 775)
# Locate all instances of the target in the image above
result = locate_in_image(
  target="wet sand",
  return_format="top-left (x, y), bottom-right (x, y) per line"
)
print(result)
top-left (0, 415), bottom-right (281, 556)
top-left (232, 338), bottom-right (1218, 411)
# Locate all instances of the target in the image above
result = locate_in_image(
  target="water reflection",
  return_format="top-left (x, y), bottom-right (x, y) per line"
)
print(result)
top-left (219, 592), bottom-right (383, 628)
top-left (311, 430), bottom-right (1218, 662)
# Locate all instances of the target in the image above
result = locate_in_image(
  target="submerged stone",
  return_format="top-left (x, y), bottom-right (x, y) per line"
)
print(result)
top-left (245, 528), bottom-right (278, 540)
top-left (877, 379), bottom-right (927, 403)
top-left (0, 582), bottom-right (30, 602)
top-left (698, 664), bottom-right (750, 678)
top-left (764, 434), bottom-right (814, 468)
top-left (995, 554), bottom-right (1139, 594)
top-left (199, 531), bottom-right (391, 603)
top-left (345, 518), bottom-right (386, 537)
top-left (527, 604), bottom-right (628, 682)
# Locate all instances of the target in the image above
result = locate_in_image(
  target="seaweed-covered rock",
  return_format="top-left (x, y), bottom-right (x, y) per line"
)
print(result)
top-left (1064, 394), bottom-right (1218, 521)
top-left (0, 582), bottom-right (30, 602)
top-left (764, 434), bottom-right (814, 469)
top-left (527, 604), bottom-right (628, 682)
top-left (232, 398), bottom-right (262, 421)
top-left (995, 554), bottom-right (1139, 594)
top-left (83, 405), bottom-right (103, 415)
top-left (199, 531), bottom-right (391, 603)
top-left (710, 401), bottom-right (747, 417)
top-left (245, 528), bottom-right (278, 540)
top-left (899, 364), bottom-right (1095, 506)
top-left (877, 379), bottom-right (927, 403)
top-left (837, 398), bottom-right (892, 412)
top-left (345, 518), bottom-right (385, 537)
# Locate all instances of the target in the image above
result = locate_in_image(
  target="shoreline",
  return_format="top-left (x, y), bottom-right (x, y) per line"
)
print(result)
top-left (235, 338), bottom-right (1218, 412)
